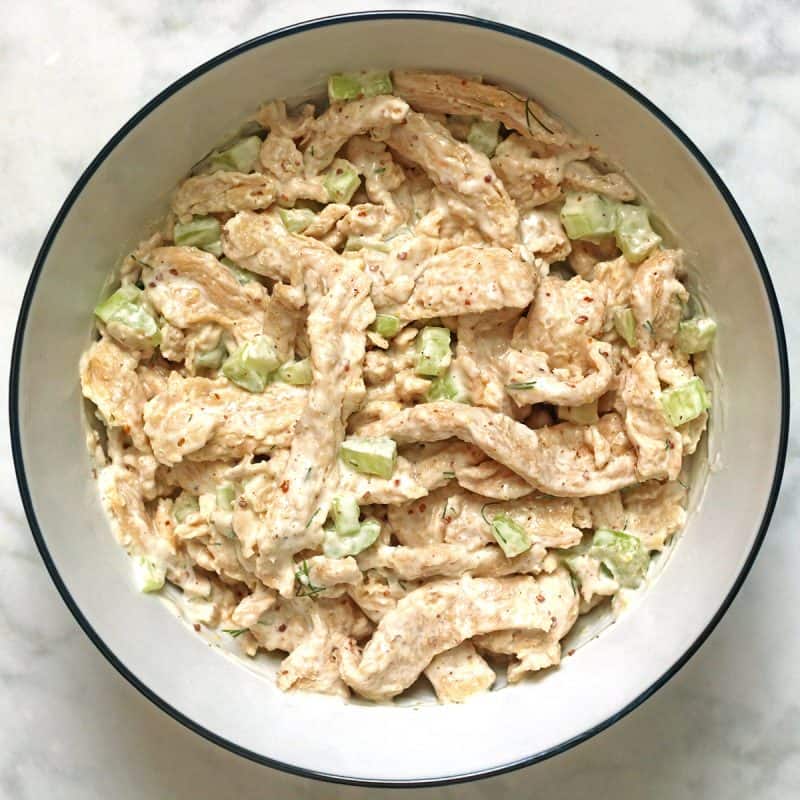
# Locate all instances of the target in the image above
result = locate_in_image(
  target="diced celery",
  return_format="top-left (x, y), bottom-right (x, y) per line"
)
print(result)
top-left (94, 284), bottom-right (159, 344)
top-left (490, 513), bottom-right (532, 558)
top-left (132, 556), bottom-right (166, 593)
top-left (174, 215), bottom-right (222, 255)
top-left (615, 204), bottom-right (662, 263)
top-left (370, 314), bottom-right (402, 339)
top-left (660, 377), bottom-right (710, 426)
top-left (426, 369), bottom-right (470, 403)
top-left (108, 304), bottom-right (160, 342)
top-left (560, 192), bottom-right (617, 240)
top-left (328, 71), bottom-right (393, 103)
top-left (558, 401), bottom-right (599, 425)
top-left (277, 358), bottom-right (313, 386)
top-left (324, 159), bottom-right (361, 204)
top-left (467, 119), bottom-right (501, 157)
top-left (415, 326), bottom-right (452, 378)
top-left (613, 306), bottom-right (637, 348)
top-left (209, 136), bottom-right (261, 172)
top-left (339, 436), bottom-right (397, 479)
top-left (343, 235), bottom-right (391, 253)
top-left (331, 494), bottom-right (361, 536)
top-left (677, 317), bottom-right (717, 354)
top-left (192, 126), bottom-right (263, 175)
top-left (220, 257), bottom-right (256, 284)
top-left (279, 207), bottom-right (317, 234)
top-left (215, 483), bottom-right (236, 512)
top-left (173, 492), bottom-right (200, 523)
top-left (559, 542), bottom-right (589, 576)
top-left (589, 528), bottom-right (649, 588)
top-left (222, 334), bottom-right (281, 393)
top-left (194, 342), bottom-right (227, 370)
top-left (94, 284), bottom-right (142, 321)
top-left (323, 519), bottom-right (382, 558)
top-left (235, 120), bottom-right (267, 140)
top-left (242, 336), bottom-right (281, 374)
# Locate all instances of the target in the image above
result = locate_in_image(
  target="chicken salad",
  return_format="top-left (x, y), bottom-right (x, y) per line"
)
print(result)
top-left (80, 69), bottom-right (715, 703)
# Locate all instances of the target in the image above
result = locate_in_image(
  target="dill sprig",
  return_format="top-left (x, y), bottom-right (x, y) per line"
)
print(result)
top-left (295, 560), bottom-right (326, 598)
top-left (497, 87), bottom-right (555, 135)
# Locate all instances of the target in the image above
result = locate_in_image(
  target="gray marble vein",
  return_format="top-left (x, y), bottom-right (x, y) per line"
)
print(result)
top-left (0, 0), bottom-right (798, 798)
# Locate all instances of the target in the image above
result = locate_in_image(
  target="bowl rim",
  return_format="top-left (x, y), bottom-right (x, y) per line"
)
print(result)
top-left (8, 9), bottom-right (790, 788)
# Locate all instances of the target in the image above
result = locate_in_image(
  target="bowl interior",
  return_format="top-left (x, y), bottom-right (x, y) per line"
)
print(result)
top-left (12, 15), bottom-right (786, 785)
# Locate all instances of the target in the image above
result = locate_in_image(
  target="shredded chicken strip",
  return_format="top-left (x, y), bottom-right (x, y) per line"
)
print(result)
top-left (338, 575), bottom-right (554, 700)
top-left (392, 71), bottom-right (569, 147)
top-left (278, 598), bottom-right (370, 697)
top-left (143, 246), bottom-right (265, 344)
top-left (303, 96), bottom-right (410, 175)
top-left (631, 249), bottom-right (689, 350)
top-left (475, 567), bottom-right (578, 681)
top-left (357, 543), bottom-right (550, 581)
top-left (503, 274), bottom-right (614, 407)
top-left (80, 337), bottom-right (149, 451)
top-left (254, 263), bottom-right (374, 595)
top-left (172, 172), bottom-right (277, 219)
top-left (222, 210), bottom-right (355, 308)
top-left (425, 642), bottom-right (496, 703)
top-left (143, 375), bottom-right (306, 465)
top-left (387, 111), bottom-right (519, 247)
top-left (335, 459), bottom-right (427, 505)
top-left (456, 309), bottom-right (520, 414)
top-left (620, 352), bottom-right (682, 481)
top-left (383, 246), bottom-right (535, 320)
top-left (360, 402), bottom-right (637, 497)
top-left (562, 161), bottom-right (637, 201)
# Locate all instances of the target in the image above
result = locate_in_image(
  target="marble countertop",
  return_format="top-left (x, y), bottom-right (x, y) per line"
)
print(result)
top-left (1, 1), bottom-right (797, 798)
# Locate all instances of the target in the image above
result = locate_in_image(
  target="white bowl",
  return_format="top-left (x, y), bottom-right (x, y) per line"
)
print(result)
top-left (10, 11), bottom-right (789, 787)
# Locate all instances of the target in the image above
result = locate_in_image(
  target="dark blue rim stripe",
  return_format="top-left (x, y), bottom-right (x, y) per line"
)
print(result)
top-left (9, 10), bottom-right (790, 789)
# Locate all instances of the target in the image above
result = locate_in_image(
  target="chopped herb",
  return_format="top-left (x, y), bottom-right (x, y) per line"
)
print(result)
top-left (222, 628), bottom-right (248, 638)
top-left (305, 466), bottom-right (313, 481)
top-left (506, 380), bottom-right (537, 390)
top-left (305, 508), bottom-right (321, 529)
top-left (374, 167), bottom-right (386, 174)
top-left (644, 320), bottom-right (654, 334)
top-left (130, 255), bottom-right (151, 271)
top-left (526, 98), bottom-right (554, 135)
top-left (664, 439), bottom-right (671, 450)
top-left (678, 478), bottom-right (689, 490)
top-left (295, 560), bottom-right (325, 598)
top-left (480, 501), bottom-right (503, 526)
top-left (441, 504), bottom-right (450, 520)
top-left (442, 470), bottom-right (456, 479)
top-left (497, 87), bottom-right (554, 135)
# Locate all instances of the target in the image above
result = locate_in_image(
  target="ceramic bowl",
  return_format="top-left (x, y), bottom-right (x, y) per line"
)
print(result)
top-left (10, 11), bottom-right (789, 787)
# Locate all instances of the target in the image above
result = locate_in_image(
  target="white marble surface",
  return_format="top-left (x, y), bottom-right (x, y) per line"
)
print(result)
top-left (1, 1), bottom-right (798, 797)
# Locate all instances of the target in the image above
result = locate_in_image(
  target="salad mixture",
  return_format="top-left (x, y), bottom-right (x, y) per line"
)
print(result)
top-left (80, 70), bottom-right (715, 702)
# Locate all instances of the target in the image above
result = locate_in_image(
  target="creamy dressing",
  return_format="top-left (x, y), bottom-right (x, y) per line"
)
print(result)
top-left (79, 69), bottom-right (713, 704)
